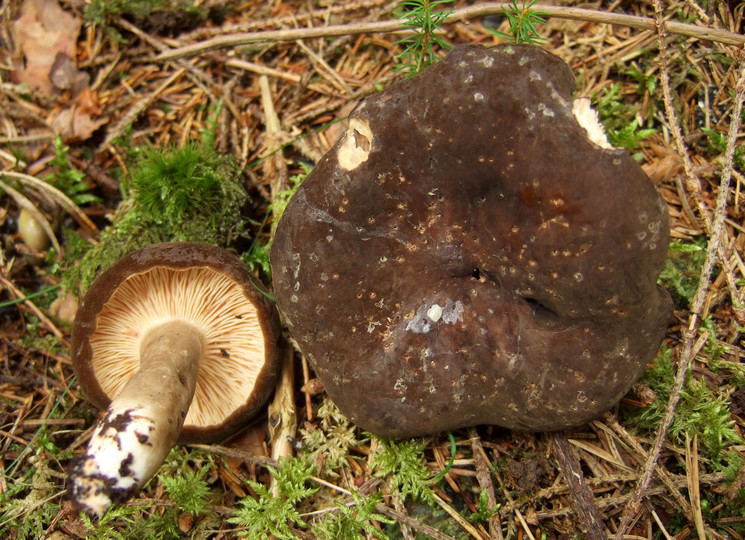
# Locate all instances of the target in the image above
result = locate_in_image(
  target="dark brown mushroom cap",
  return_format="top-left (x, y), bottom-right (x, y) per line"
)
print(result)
top-left (72, 242), bottom-right (282, 443)
top-left (270, 44), bottom-right (672, 437)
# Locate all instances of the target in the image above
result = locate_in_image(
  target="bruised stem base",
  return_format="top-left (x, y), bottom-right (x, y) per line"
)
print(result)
top-left (70, 320), bottom-right (203, 516)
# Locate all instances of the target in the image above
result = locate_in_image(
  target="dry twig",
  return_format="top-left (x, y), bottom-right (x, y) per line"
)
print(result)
top-left (155, 3), bottom-right (745, 61)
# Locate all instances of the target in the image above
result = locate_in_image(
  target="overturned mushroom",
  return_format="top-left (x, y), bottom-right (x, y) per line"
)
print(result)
top-left (70, 242), bottom-right (281, 515)
top-left (270, 44), bottom-right (672, 437)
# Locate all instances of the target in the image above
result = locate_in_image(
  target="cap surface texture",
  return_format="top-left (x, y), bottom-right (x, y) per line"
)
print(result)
top-left (270, 44), bottom-right (672, 437)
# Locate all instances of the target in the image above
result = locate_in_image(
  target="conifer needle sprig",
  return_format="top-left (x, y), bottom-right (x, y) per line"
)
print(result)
top-left (395, 0), bottom-right (454, 76)
top-left (490, 0), bottom-right (548, 45)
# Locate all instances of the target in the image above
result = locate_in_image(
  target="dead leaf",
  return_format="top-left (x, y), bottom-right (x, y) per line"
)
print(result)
top-left (11, 0), bottom-right (82, 96)
top-left (51, 106), bottom-right (106, 143)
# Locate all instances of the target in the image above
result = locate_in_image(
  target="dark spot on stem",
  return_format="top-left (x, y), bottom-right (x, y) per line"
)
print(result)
top-left (119, 453), bottom-right (135, 477)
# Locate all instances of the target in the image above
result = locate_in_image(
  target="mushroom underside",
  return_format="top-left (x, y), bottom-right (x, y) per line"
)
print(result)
top-left (270, 43), bottom-right (672, 437)
top-left (70, 243), bottom-right (282, 514)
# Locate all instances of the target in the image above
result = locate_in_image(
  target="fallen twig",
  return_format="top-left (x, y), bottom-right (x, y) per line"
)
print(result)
top-left (155, 3), bottom-right (745, 61)
top-left (549, 431), bottom-right (606, 540)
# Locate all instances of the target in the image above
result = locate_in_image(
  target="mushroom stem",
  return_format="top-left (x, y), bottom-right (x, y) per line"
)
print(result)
top-left (70, 320), bottom-right (203, 516)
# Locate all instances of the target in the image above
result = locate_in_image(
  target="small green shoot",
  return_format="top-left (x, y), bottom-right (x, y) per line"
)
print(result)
top-left (430, 431), bottom-right (457, 484)
top-left (229, 458), bottom-right (318, 539)
top-left (46, 136), bottom-right (100, 206)
top-left (469, 490), bottom-right (501, 525)
top-left (490, 0), bottom-right (548, 45)
top-left (0, 284), bottom-right (60, 309)
top-left (395, 0), bottom-right (454, 76)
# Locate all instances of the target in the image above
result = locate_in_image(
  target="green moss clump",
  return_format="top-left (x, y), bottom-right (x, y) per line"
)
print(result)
top-left (64, 143), bottom-right (248, 294)
top-left (658, 237), bottom-right (708, 308)
top-left (627, 347), bottom-right (743, 465)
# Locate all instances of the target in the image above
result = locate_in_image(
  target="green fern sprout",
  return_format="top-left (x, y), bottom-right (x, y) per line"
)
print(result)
top-left (490, 0), bottom-right (548, 45)
top-left (395, 0), bottom-right (454, 76)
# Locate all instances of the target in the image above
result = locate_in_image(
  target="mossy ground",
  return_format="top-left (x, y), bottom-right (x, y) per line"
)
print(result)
top-left (1, 1), bottom-right (744, 538)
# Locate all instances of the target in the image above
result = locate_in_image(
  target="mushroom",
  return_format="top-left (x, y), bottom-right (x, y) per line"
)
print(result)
top-left (70, 242), bottom-right (281, 515)
top-left (269, 44), bottom-right (672, 437)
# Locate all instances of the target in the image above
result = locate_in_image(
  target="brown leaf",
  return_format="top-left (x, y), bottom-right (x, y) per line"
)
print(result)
top-left (51, 106), bottom-right (106, 143)
top-left (11, 0), bottom-right (82, 96)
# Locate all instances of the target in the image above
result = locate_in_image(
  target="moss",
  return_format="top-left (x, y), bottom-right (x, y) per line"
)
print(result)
top-left (63, 143), bottom-right (248, 295)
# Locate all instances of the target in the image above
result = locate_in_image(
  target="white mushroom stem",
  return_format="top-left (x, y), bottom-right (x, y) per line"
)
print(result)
top-left (70, 320), bottom-right (203, 516)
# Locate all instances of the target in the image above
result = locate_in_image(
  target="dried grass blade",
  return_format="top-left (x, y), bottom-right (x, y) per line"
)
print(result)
top-left (685, 434), bottom-right (706, 540)
top-left (0, 179), bottom-right (61, 253)
top-left (0, 171), bottom-right (97, 235)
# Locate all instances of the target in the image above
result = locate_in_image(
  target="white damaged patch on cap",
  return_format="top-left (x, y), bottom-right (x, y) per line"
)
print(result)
top-left (572, 98), bottom-right (612, 149)
top-left (338, 117), bottom-right (373, 171)
top-left (406, 299), bottom-right (465, 334)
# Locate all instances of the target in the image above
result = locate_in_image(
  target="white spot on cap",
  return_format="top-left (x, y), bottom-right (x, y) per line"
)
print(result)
top-left (474, 92), bottom-right (485, 103)
top-left (427, 304), bottom-right (443, 322)
top-left (479, 56), bottom-right (494, 68)
top-left (537, 103), bottom-right (554, 117)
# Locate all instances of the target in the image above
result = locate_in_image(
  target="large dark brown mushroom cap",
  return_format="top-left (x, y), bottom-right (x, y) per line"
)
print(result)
top-left (72, 242), bottom-right (282, 443)
top-left (270, 44), bottom-right (672, 437)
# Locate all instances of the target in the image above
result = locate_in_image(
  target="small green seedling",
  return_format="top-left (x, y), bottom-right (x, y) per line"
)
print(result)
top-left (47, 137), bottom-right (100, 206)
top-left (395, 0), bottom-right (454, 76)
top-left (490, 0), bottom-right (548, 45)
